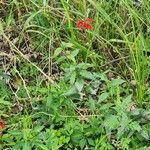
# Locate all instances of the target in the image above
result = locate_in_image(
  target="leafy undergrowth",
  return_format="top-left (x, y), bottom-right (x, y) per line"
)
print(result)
top-left (0, 0), bottom-right (150, 150)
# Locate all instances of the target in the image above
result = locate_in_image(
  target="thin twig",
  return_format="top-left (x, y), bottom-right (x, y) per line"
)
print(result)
top-left (100, 56), bottom-right (129, 68)
top-left (2, 33), bottom-right (55, 85)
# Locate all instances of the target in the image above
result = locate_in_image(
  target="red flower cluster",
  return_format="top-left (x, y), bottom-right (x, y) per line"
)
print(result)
top-left (0, 119), bottom-right (5, 130)
top-left (76, 18), bottom-right (93, 30)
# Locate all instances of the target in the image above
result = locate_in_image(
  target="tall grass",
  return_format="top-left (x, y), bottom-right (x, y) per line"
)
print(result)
top-left (86, 0), bottom-right (149, 106)
top-left (0, 0), bottom-right (150, 149)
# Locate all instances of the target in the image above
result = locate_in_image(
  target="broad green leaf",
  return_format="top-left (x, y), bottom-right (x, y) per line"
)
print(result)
top-left (123, 94), bottom-right (132, 106)
top-left (62, 42), bottom-right (73, 48)
top-left (70, 49), bottom-right (79, 57)
top-left (129, 121), bottom-right (142, 132)
top-left (34, 125), bottom-right (44, 132)
top-left (64, 86), bottom-right (78, 96)
top-left (117, 114), bottom-right (130, 139)
top-left (110, 78), bottom-right (125, 87)
top-left (104, 115), bottom-right (119, 130)
top-left (23, 142), bottom-right (31, 150)
top-left (100, 103), bottom-right (113, 110)
top-left (77, 63), bottom-right (93, 69)
top-left (120, 138), bottom-right (131, 150)
top-left (98, 92), bottom-right (109, 103)
top-left (70, 71), bottom-right (76, 84)
top-left (88, 98), bottom-right (96, 111)
top-left (79, 139), bottom-right (86, 149)
top-left (12, 141), bottom-right (24, 150)
top-left (88, 138), bottom-right (95, 146)
top-left (141, 130), bottom-right (149, 140)
top-left (75, 79), bottom-right (84, 92)
top-left (80, 70), bottom-right (94, 80)
top-left (67, 49), bottom-right (79, 63)
top-left (98, 72), bottom-right (109, 81)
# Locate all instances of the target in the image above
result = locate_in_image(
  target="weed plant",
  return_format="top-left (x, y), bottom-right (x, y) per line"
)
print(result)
top-left (0, 0), bottom-right (150, 149)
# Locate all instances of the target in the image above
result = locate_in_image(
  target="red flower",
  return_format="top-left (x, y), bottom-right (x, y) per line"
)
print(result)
top-left (84, 23), bottom-right (93, 30)
top-left (76, 18), bottom-right (93, 30)
top-left (76, 19), bottom-right (85, 30)
top-left (85, 17), bottom-right (92, 23)
top-left (0, 119), bottom-right (5, 130)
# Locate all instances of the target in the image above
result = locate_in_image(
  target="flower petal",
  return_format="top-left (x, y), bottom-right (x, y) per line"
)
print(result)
top-left (0, 119), bottom-right (5, 130)
top-left (84, 23), bottom-right (93, 30)
top-left (76, 19), bottom-right (84, 29)
top-left (85, 17), bottom-right (92, 23)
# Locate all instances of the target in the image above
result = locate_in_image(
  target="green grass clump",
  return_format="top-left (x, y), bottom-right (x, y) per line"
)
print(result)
top-left (0, 0), bottom-right (150, 149)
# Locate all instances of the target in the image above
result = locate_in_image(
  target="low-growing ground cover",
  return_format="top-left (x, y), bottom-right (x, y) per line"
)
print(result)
top-left (0, 0), bottom-right (150, 149)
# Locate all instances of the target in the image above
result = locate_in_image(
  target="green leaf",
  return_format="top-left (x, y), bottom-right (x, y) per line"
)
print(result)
top-left (100, 103), bottom-right (113, 110)
top-left (79, 139), bottom-right (86, 149)
top-left (98, 92), bottom-right (109, 103)
top-left (117, 114), bottom-right (130, 139)
top-left (144, 39), bottom-right (150, 51)
top-left (70, 71), bottom-right (76, 85)
top-left (8, 130), bottom-right (23, 136)
top-left (75, 79), bottom-right (84, 92)
top-left (141, 129), bottom-right (149, 140)
top-left (80, 70), bottom-right (94, 80)
top-left (129, 121), bottom-right (142, 132)
top-left (70, 49), bottom-right (79, 57)
top-left (98, 72), bottom-right (109, 81)
top-left (23, 142), bottom-right (31, 150)
top-left (64, 86), bottom-right (78, 96)
top-left (36, 144), bottom-right (49, 150)
top-left (54, 47), bottom-right (63, 57)
top-left (120, 138), bottom-right (131, 149)
top-left (67, 49), bottom-right (79, 63)
top-left (88, 98), bottom-right (96, 111)
top-left (77, 63), bottom-right (93, 69)
top-left (23, 10), bottom-right (43, 30)
top-left (104, 115), bottom-right (119, 130)
top-left (109, 39), bottom-right (128, 43)
top-left (110, 79), bottom-right (125, 87)
top-left (12, 141), bottom-right (24, 150)
top-left (88, 138), bottom-right (95, 146)
top-left (34, 125), bottom-right (44, 132)
top-left (137, 147), bottom-right (150, 150)
top-left (62, 42), bottom-right (73, 48)
top-left (0, 97), bottom-right (12, 106)
top-left (122, 94), bottom-right (132, 106)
